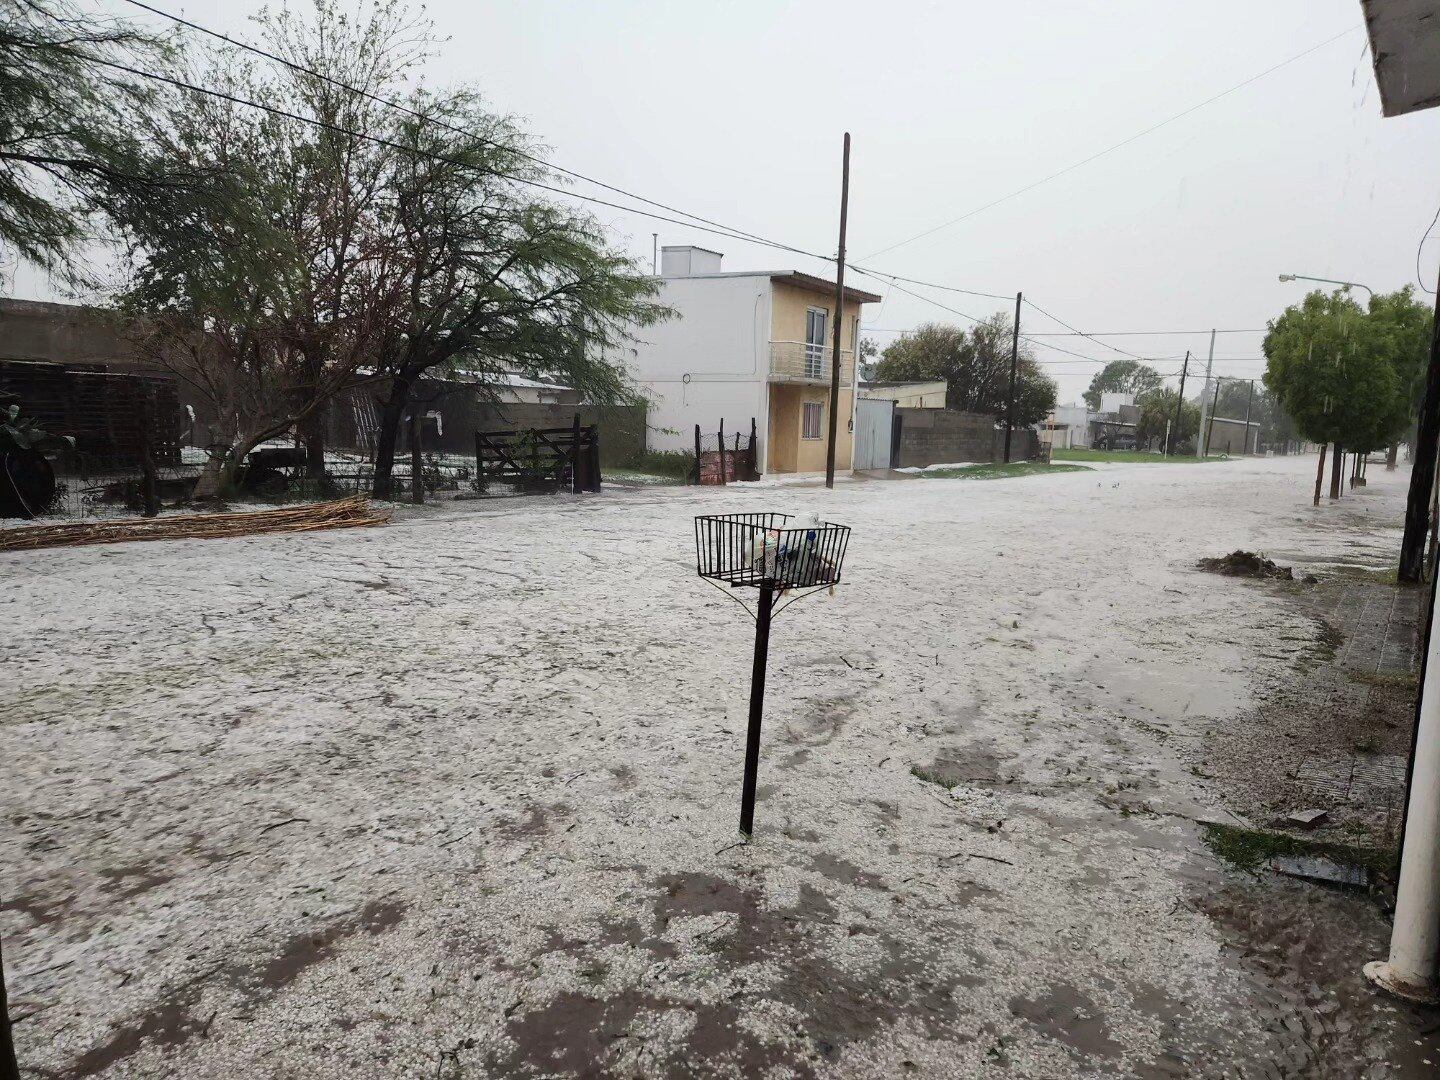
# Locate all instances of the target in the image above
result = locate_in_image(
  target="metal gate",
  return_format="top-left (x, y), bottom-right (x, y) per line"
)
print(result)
top-left (853, 398), bottom-right (894, 471)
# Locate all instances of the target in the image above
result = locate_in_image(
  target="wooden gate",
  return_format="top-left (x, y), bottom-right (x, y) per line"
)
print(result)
top-left (475, 420), bottom-right (601, 492)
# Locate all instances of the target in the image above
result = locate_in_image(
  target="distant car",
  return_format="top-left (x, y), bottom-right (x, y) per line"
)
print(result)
top-left (1095, 433), bottom-right (1137, 451)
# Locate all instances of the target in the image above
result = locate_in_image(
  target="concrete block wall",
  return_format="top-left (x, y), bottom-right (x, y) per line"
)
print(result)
top-left (894, 408), bottom-right (1037, 468)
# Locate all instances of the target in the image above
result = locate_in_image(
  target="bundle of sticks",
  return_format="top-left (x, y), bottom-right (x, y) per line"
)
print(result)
top-left (0, 496), bottom-right (391, 554)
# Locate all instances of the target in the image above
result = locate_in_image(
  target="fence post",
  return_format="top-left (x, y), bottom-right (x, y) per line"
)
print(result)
top-left (139, 387), bottom-right (159, 518)
top-left (410, 406), bottom-right (423, 505)
top-left (588, 425), bottom-right (602, 492)
top-left (571, 413), bottom-right (582, 494)
top-left (750, 417), bottom-right (759, 479)
top-left (693, 423), bottom-right (702, 485)
top-left (719, 418), bottom-right (727, 486)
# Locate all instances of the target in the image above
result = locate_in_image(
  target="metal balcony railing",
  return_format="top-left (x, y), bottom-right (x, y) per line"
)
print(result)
top-left (768, 341), bottom-right (855, 383)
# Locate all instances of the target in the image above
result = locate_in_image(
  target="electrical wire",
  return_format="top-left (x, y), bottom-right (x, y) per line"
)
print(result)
top-left (113, 0), bottom-right (823, 263)
top-left (1418, 197), bottom-right (1440, 294)
top-left (28, 40), bottom-right (827, 260)
top-left (54, 4), bottom-right (1283, 371)
top-left (859, 25), bottom-right (1361, 260)
top-left (1020, 296), bottom-right (1148, 360)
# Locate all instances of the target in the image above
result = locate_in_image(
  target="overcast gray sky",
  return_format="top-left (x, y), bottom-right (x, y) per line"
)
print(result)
top-left (11, 0), bottom-right (1440, 403)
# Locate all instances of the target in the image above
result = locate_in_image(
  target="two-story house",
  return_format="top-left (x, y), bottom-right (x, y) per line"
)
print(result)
top-left (629, 246), bottom-right (881, 475)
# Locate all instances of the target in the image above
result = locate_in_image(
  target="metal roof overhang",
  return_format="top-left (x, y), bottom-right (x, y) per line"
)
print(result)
top-left (770, 272), bottom-right (883, 305)
top-left (1362, 0), bottom-right (1440, 116)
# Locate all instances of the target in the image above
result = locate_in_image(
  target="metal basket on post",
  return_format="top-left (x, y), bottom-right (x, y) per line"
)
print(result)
top-left (694, 512), bottom-right (851, 837)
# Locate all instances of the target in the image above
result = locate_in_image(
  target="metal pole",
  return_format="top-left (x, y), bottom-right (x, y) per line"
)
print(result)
top-left (739, 582), bottom-right (775, 837)
top-left (409, 405), bottom-right (423, 505)
top-left (1242, 379), bottom-right (1255, 455)
top-left (0, 937), bottom-right (17, 1080)
top-left (1198, 329), bottom-right (1216, 457)
top-left (825, 132), bottom-right (851, 490)
top-left (1003, 291), bottom-right (1022, 463)
top-left (1400, 259), bottom-right (1440, 582)
top-left (1366, 569), bottom-right (1440, 1005)
top-left (652, 233), bottom-right (658, 275)
top-left (1206, 377), bottom-right (1221, 458)
top-left (1170, 352), bottom-right (1190, 456)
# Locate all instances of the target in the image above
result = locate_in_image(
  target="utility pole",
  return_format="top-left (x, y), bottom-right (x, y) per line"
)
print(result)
top-left (1003, 291), bottom-right (1022, 463)
top-left (1, 937), bottom-right (16, 1080)
top-left (652, 233), bottom-right (658, 275)
top-left (1400, 259), bottom-right (1440, 582)
top-left (1197, 329), bottom-right (1216, 456)
top-left (824, 132), bottom-right (851, 490)
top-left (1365, 574), bottom-right (1440, 1005)
top-left (1170, 352), bottom-right (1190, 456)
top-left (1242, 379), bottom-right (1255, 455)
top-left (1206, 378), bottom-right (1221, 458)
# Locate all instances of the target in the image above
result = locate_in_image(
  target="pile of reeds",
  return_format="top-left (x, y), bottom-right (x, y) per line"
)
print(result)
top-left (0, 496), bottom-right (390, 553)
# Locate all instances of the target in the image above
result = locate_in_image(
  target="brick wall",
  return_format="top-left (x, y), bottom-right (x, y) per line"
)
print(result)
top-left (893, 408), bottom-right (1038, 468)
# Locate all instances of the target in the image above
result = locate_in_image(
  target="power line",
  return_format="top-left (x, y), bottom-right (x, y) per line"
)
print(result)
top-left (58, 3), bottom-right (1279, 369)
top-left (113, 0), bottom-right (822, 264)
top-left (860, 25), bottom-right (1361, 260)
top-left (1024, 328), bottom-right (1265, 337)
top-left (31, 38), bottom-right (834, 263)
top-left (111, 0), bottom-right (1023, 305)
top-left (1020, 296), bottom-right (1148, 360)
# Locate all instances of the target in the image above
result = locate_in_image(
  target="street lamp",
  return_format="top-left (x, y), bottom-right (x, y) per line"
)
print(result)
top-left (1278, 273), bottom-right (1375, 299)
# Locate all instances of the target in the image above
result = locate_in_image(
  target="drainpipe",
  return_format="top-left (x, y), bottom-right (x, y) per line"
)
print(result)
top-left (1365, 572), bottom-right (1440, 1004)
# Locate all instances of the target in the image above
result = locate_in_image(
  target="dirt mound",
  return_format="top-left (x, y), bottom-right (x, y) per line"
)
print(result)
top-left (1197, 550), bottom-right (1295, 580)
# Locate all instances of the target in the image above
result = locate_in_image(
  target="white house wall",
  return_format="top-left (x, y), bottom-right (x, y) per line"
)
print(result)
top-left (628, 275), bottom-right (772, 462)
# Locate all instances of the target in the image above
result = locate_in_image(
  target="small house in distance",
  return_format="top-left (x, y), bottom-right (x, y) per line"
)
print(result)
top-left (628, 246), bottom-right (881, 475)
top-left (859, 380), bottom-right (948, 409)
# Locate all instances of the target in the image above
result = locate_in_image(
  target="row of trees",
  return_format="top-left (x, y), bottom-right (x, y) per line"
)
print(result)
top-left (1082, 358), bottom-right (1295, 453)
top-left (1264, 288), bottom-right (1430, 502)
top-left (869, 315), bottom-right (1058, 426)
top-left (2, 0), bottom-right (667, 499)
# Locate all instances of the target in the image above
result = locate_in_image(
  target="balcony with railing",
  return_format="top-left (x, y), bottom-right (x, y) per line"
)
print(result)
top-left (768, 340), bottom-right (855, 385)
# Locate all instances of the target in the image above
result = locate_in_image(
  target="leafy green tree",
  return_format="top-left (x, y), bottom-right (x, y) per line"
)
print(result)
top-left (0, 0), bottom-right (167, 280)
top-left (1136, 388), bottom-right (1198, 449)
top-left (1367, 286), bottom-right (1431, 458)
top-left (110, 2), bottom-right (405, 500)
top-left (1264, 290), bottom-right (1399, 496)
top-left (368, 86), bottom-right (668, 499)
top-left (1082, 359), bottom-right (1163, 411)
top-left (874, 316), bottom-right (1056, 425)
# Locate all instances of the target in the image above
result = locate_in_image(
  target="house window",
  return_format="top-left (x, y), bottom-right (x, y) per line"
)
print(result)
top-left (805, 308), bottom-right (827, 378)
top-left (802, 401), bottom-right (823, 440)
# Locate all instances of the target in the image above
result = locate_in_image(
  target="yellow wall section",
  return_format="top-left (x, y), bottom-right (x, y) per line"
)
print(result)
top-left (765, 277), bottom-right (862, 474)
top-left (767, 383), bottom-right (853, 474)
top-left (770, 280), bottom-right (862, 352)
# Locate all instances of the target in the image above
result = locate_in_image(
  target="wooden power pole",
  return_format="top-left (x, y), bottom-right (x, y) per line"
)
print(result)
top-left (1003, 292), bottom-right (1022, 463)
top-left (1170, 353), bottom-right (1191, 455)
top-left (824, 132), bottom-right (851, 490)
top-left (1400, 263), bottom-right (1440, 582)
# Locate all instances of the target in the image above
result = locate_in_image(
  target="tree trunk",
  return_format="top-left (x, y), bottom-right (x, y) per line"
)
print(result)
top-left (193, 432), bottom-right (262, 502)
top-left (1314, 443), bottom-right (1327, 506)
top-left (371, 375), bottom-right (413, 501)
top-left (300, 409), bottom-right (326, 480)
top-left (1388, 442), bottom-right (1399, 470)
top-left (1330, 444), bottom-right (1343, 500)
top-left (410, 406), bottom-right (424, 505)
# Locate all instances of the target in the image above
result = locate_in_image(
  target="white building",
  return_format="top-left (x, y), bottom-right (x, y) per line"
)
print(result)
top-left (628, 246), bottom-right (881, 474)
top-left (1040, 403), bottom-right (1092, 449)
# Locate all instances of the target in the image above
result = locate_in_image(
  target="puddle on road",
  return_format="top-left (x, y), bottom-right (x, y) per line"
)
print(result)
top-left (1082, 654), bottom-right (1249, 725)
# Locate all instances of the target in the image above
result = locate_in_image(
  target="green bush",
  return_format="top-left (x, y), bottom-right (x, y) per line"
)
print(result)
top-left (621, 448), bottom-right (695, 480)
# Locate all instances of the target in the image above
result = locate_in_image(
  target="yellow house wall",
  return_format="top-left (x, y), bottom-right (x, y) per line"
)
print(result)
top-left (767, 383), bottom-right (854, 474)
top-left (766, 278), bottom-right (862, 473)
top-left (769, 280), bottom-right (861, 354)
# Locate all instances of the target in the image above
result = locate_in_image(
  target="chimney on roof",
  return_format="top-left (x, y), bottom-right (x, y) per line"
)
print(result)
top-left (660, 245), bottom-right (723, 277)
